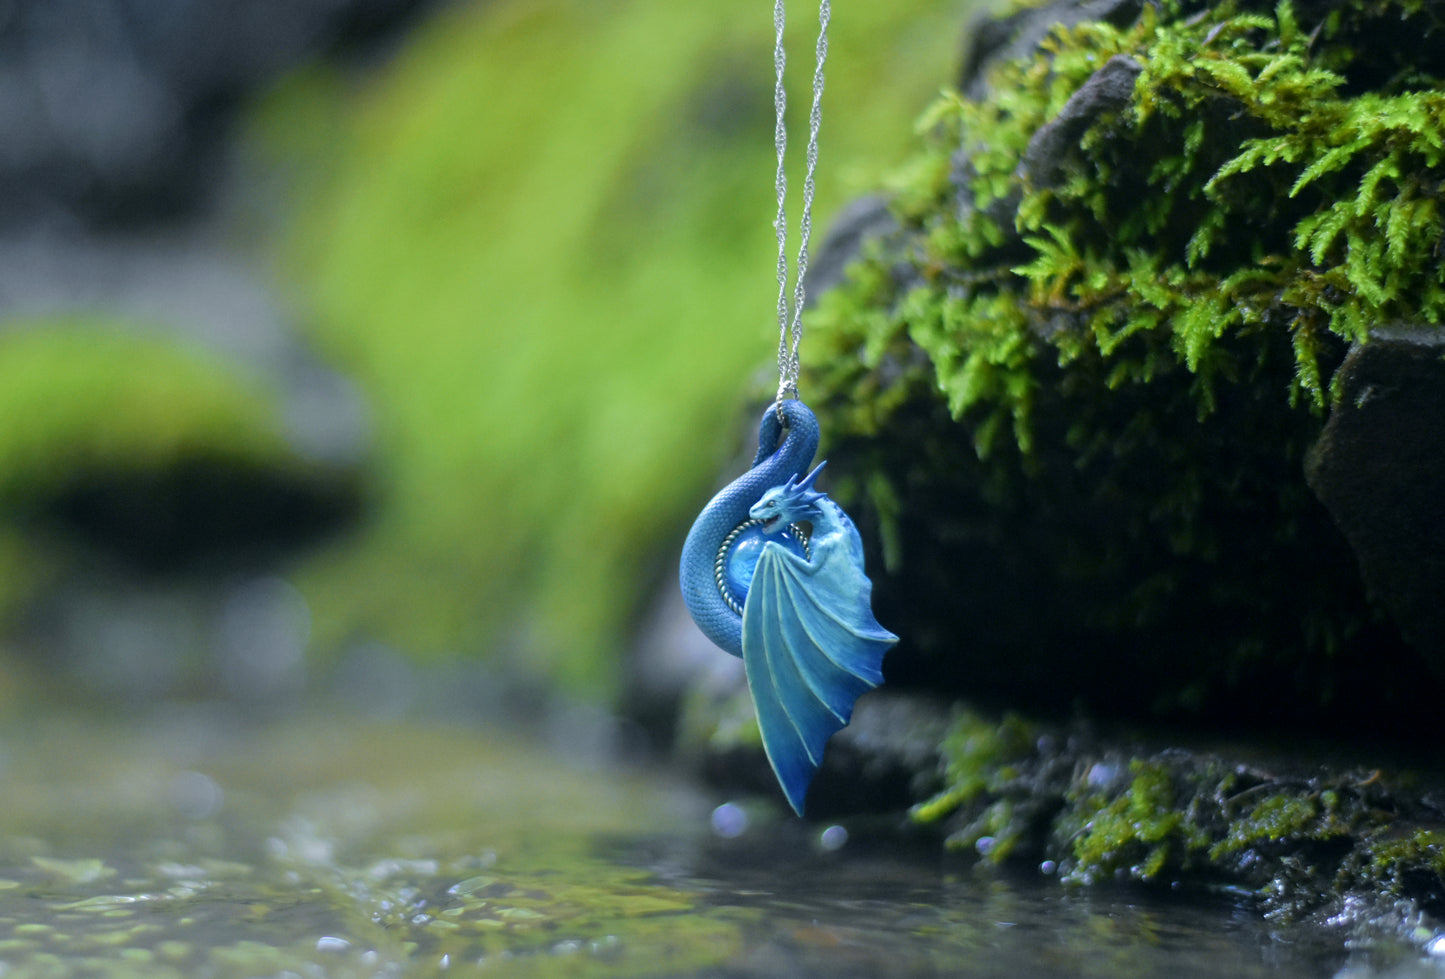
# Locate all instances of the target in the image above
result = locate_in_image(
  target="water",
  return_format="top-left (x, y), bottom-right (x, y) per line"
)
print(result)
top-left (0, 708), bottom-right (1434, 978)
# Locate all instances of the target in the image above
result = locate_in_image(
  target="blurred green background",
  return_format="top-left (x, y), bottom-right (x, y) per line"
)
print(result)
top-left (0, 0), bottom-right (969, 705)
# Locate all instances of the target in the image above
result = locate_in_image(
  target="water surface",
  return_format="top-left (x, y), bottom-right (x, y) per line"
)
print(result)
top-left (0, 709), bottom-right (1433, 977)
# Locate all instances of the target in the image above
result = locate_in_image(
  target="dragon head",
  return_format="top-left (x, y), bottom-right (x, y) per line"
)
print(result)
top-left (750, 461), bottom-right (827, 534)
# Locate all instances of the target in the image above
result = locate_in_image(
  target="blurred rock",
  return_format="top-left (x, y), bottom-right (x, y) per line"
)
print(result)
top-left (0, 0), bottom-right (439, 230)
top-left (0, 232), bottom-right (372, 471)
top-left (803, 196), bottom-right (899, 301)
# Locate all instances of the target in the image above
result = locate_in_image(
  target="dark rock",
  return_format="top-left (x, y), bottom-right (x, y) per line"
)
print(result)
top-left (802, 195), bottom-right (899, 302)
top-left (1021, 54), bottom-right (1142, 189)
top-left (912, 704), bottom-right (1445, 937)
top-left (952, 13), bottom-right (1145, 265)
top-left (835, 348), bottom-right (1438, 738)
top-left (957, 0), bottom-right (1143, 99)
top-left (1307, 328), bottom-right (1445, 669)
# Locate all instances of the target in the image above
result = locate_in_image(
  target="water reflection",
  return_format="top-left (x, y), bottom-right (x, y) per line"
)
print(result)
top-left (609, 823), bottom-right (1367, 979)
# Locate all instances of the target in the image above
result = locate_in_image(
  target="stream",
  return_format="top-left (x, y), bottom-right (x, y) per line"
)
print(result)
top-left (0, 705), bottom-right (1437, 978)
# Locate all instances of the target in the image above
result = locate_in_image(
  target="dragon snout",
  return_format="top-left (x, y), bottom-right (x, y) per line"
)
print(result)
top-left (749, 500), bottom-right (785, 534)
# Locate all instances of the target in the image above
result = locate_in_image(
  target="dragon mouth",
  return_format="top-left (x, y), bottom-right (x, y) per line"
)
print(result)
top-left (759, 515), bottom-right (784, 535)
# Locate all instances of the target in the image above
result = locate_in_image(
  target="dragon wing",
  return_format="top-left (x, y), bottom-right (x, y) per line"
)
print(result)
top-left (741, 540), bottom-right (897, 815)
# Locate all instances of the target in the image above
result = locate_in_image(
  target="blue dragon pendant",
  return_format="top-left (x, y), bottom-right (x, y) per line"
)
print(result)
top-left (680, 399), bottom-right (897, 815)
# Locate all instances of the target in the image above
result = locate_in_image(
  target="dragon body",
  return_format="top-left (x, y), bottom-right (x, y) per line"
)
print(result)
top-left (680, 400), bottom-right (897, 814)
top-left (680, 399), bottom-right (819, 656)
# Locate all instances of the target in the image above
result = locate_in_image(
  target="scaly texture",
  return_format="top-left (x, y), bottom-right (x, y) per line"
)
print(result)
top-left (679, 400), bottom-right (819, 656)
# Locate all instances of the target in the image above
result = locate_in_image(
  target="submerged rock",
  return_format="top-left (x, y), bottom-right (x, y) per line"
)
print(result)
top-left (678, 685), bottom-right (1445, 953)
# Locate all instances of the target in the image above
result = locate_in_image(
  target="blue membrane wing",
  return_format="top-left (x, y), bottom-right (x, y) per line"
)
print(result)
top-left (741, 543), bottom-right (897, 815)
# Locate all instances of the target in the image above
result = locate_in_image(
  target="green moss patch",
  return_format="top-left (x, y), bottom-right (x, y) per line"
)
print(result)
top-left (818, 0), bottom-right (1445, 444)
top-left (0, 324), bottom-right (294, 507)
top-left (0, 322), bottom-right (345, 614)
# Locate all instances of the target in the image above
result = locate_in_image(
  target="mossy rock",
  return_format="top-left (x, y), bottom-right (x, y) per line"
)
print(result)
top-left (909, 705), bottom-right (1445, 934)
top-left (0, 323), bottom-right (356, 611)
top-left (679, 687), bottom-right (1445, 942)
top-left (807, 0), bottom-right (1445, 735)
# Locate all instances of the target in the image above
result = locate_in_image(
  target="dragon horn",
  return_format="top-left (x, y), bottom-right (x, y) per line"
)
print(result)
top-left (798, 460), bottom-right (827, 491)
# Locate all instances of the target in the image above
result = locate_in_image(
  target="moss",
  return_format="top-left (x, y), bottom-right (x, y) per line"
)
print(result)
top-left (910, 709), bottom-right (1445, 926)
top-left (0, 323), bottom-right (295, 508)
top-left (908, 709), bottom-right (1057, 863)
top-left (822, 0), bottom-right (1445, 439)
top-left (1209, 790), bottom-right (1358, 860)
top-left (249, 0), bottom-right (968, 697)
top-left (805, 0), bottom-right (1445, 729)
top-left (819, 0), bottom-right (1445, 458)
top-left (912, 709), bottom-right (1034, 821)
top-left (1066, 760), bottom-right (1214, 884)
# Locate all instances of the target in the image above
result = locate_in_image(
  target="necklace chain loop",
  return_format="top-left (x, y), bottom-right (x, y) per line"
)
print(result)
top-left (773, 0), bottom-right (830, 418)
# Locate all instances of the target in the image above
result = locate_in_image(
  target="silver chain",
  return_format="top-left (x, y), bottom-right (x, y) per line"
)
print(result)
top-left (773, 0), bottom-right (830, 415)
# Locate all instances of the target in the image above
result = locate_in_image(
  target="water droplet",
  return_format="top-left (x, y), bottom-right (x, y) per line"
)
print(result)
top-left (819, 825), bottom-right (848, 851)
top-left (710, 803), bottom-right (748, 839)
